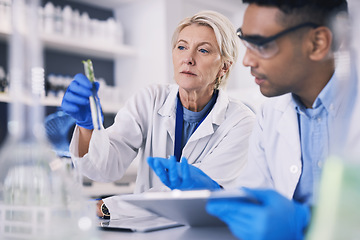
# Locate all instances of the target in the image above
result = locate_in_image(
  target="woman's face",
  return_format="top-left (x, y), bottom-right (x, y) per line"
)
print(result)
top-left (172, 24), bottom-right (225, 94)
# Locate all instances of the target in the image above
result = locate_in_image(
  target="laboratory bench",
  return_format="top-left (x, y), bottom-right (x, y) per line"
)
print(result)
top-left (97, 225), bottom-right (238, 240)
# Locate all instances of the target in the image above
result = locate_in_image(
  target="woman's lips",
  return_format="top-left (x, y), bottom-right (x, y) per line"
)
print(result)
top-left (181, 71), bottom-right (197, 76)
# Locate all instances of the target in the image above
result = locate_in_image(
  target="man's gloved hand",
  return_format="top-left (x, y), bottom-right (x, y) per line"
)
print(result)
top-left (61, 73), bottom-right (102, 129)
top-left (206, 188), bottom-right (311, 240)
top-left (147, 156), bottom-right (221, 190)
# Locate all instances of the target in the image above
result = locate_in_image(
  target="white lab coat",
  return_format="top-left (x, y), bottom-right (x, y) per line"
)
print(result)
top-left (237, 72), bottom-right (357, 199)
top-left (70, 84), bottom-right (255, 193)
top-left (237, 94), bottom-right (302, 199)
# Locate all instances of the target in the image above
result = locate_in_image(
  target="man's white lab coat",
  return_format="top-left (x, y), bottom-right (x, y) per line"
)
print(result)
top-left (237, 72), bottom-right (357, 200)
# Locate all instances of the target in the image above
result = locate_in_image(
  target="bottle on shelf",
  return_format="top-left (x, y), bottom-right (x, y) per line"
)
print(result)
top-left (43, 1), bottom-right (55, 35)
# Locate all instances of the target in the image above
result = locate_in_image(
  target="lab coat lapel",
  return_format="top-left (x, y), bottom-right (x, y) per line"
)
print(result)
top-left (158, 85), bottom-right (178, 144)
top-left (276, 97), bottom-right (301, 154)
top-left (273, 96), bottom-right (302, 197)
top-left (188, 117), bottom-right (215, 141)
top-left (183, 89), bottom-right (228, 164)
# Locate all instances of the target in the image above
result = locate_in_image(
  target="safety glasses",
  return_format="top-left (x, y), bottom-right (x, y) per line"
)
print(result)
top-left (237, 22), bottom-right (320, 59)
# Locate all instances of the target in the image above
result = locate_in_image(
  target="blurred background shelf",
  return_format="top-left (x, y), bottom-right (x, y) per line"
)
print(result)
top-left (0, 93), bottom-right (122, 114)
top-left (70, 0), bottom-right (136, 9)
top-left (0, 28), bottom-right (136, 60)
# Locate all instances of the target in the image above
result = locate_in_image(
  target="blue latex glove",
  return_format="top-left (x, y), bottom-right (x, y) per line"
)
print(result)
top-left (206, 188), bottom-right (311, 240)
top-left (147, 156), bottom-right (221, 190)
top-left (61, 73), bottom-right (102, 129)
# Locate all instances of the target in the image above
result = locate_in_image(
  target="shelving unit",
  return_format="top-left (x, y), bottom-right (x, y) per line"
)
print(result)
top-left (0, 0), bottom-right (137, 198)
top-left (70, 0), bottom-right (135, 9)
top-left (0, 27), bottom-right (136, 60)
top-left (0, 8), bottom-right (134, 113)
top-left (0, 93), bottom-right (122, 114)
top-left (43, 33), bottom-right (136, 60)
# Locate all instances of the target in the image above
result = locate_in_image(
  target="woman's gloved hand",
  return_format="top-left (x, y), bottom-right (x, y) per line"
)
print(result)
top-left (206, 188), bottom-right (311, 240)
top-left (147, 156), bottom-right (221, 190)
top-left (61, 73), bottom-right (102, 129)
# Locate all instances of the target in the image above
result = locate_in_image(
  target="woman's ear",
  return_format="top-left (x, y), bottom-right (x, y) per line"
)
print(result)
top-left (218, 61), bottom-right (232, 77)
top-left (308, 26), bottom-right (333, 61)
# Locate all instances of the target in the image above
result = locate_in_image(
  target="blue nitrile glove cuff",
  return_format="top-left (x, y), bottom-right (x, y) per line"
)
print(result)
top-left (293, 201), bottom-right (311, 240)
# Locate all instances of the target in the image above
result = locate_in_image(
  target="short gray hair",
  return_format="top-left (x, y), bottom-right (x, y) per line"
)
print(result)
top-left (171, 10), bottom-right (239, 88)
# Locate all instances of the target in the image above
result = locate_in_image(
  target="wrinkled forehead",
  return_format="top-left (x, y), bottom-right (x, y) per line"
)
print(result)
top-left (242, 4), bottom-right (285, 37)
top-left (177, 24), bottom-right (219, 48)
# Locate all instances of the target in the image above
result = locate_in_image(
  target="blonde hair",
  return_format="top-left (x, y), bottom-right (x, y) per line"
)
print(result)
top-left (171, 10), bottom-right (239, 89)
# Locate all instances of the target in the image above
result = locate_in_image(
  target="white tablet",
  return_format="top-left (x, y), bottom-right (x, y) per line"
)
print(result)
top-left (119, 189), bottom-right (253, 227)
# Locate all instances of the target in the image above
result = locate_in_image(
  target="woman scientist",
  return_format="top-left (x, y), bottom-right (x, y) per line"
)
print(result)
top-left (61, 10), bottom-right (255, 195)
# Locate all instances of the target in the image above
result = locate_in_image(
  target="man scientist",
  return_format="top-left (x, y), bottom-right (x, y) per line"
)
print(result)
top-left (148, 0), bottom-right (353, 239)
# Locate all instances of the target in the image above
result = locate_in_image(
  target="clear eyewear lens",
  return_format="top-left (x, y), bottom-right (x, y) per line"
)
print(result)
top-left (242, 40), bottom-right (279, 59)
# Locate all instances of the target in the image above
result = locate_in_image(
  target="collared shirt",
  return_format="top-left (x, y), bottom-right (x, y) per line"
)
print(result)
top-left (292, 75), bottom-right (336, 205)
top-left (182, 91), bottom-right (218, 149)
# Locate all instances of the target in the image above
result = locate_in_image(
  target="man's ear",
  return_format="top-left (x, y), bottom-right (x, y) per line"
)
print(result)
top-left (308, 26), bottom-right (333, 61)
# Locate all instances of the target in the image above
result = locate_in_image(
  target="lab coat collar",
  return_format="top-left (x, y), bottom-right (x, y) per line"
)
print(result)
top-left (158, 84), bottom-right (179, 117)
top-left (157, 84), bottom-right (179, 143)
top-left (187, 88), bottom-right (229, 142)
top-left (157, 85), bottom-right (229, 143)
top-left (331, 68), bottom-right (355, 118)
top-left (271, 95), bottom-right (301, 153)
top-left (211, 88), bottom-right (228, 125)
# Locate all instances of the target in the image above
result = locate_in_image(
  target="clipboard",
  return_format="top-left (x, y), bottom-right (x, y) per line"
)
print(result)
top-left (118, 189), bottom-right (254, 227)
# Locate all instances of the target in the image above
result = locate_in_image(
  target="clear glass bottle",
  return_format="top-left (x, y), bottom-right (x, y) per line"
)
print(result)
top-left (0, 0), bottom-right (98, 239)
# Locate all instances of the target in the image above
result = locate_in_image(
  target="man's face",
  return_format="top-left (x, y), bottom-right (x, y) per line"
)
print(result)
top-left (241, 4), bottom-right (312, 98)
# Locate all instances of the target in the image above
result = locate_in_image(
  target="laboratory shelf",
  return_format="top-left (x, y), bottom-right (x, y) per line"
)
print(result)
top-left (0, 93), bottom-right (122, 114)
top-left (0, 93), bottom-right (61, 107)
top-left (0, 28), bottom-right (136, 60)
top-left (70, 0), bottom-right (135, 9)
top-left (42, 34), bottom-right (136, 60)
